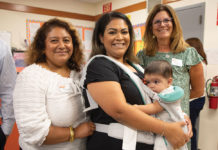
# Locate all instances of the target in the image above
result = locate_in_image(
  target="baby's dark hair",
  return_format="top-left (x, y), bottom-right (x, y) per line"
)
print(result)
top-left (144, 60), bottom-right (173, 79)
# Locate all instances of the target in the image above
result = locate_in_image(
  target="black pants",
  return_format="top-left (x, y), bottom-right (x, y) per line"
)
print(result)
top-left (0, 126), bottom-right (6, 150)
top-left (190, 97), bottom-right (205, 150)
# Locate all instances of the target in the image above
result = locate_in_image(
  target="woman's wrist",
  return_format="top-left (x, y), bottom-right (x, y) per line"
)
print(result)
top-left (161, 122), bottom-right (165, 136)
top-left (160, 122), bottom-right (171, 138)
top-left (69, 127), bottom-right (75, 142)
top-left (149, 120), bottom-right (168, 136)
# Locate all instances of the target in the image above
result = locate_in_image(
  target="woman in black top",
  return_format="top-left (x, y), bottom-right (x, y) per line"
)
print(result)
top-left (81, 11), bottom-right (191, 150)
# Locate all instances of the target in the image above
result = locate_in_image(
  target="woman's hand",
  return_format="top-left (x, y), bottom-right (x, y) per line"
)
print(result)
top-left (74, 122), bottom-right (95, 139)
top-left (184, 114), bottom-right (193, 138)
top-left (164, 122), bottom-right (189, 149)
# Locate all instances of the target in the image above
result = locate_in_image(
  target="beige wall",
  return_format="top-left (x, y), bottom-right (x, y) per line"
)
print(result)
top-left (95, 0), bottom-right (147, 25)
top-left (0, 9), bottom-right (94, 50)
top-left (199, 65), bottom-right (218, 150)
top-left (127, 9), bottom-right (148, 25)
top-left (198, 1), bottom-right (218, 150)
top-left (95, 0), bottom-right (145, 14)
top-left (0, 0), bottom-right (96, 50)
top-left (0, 0), bottom-right (146, 49)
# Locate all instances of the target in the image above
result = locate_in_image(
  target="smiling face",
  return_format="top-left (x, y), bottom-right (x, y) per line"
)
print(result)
top-left (144, 74), bottom-right (172, 93)
top-left (152, 10), bottom-right (173, 41)
top-left (44, 27), bottom-right (73, 68)
top-left (100, 18), bottom-right (130, 62)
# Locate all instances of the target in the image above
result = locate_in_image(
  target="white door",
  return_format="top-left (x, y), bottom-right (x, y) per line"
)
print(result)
top-left (175, 3), bottom-right (205, 149)
top-left (175, 2), bottom-right (205, 42)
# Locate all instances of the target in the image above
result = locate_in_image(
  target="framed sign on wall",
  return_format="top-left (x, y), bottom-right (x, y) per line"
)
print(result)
top-left (12, 50), bottom-right (26, 73)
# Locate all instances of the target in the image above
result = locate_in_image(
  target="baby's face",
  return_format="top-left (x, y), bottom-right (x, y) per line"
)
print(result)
top-left (144, 74), bottom-right (171, 93)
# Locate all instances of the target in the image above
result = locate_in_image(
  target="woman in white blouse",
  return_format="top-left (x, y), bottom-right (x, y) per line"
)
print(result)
top-left (13, 18), bottom-right (95, 150)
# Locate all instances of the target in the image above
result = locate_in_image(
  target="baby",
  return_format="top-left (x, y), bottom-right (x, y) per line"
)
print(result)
top-left (136, 60), bottom-right (188, 150)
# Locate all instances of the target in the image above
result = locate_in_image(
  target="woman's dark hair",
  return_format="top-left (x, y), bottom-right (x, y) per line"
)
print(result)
top-left (144, 60), bottom-right (173, 79)
top-left (91, 11), bottom-right (138, 63)
top-left (186, 37), bottom-right (208, 65)
top-left (26, 18), bottom-right (84, 71)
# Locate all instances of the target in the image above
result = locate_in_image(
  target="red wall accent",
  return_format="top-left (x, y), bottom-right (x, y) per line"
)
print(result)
top-left (0, 98), bottom-right (19, 150)
top-left (5, 123), bottom-right (19, 150)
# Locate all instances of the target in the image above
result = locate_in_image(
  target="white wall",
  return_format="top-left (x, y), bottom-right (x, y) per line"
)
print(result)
top-left (95, 0), bottom-right (145, 13)
top-left (0, 0), bottom-right (96, 50)
top-left (197, 0), bottom-right (218, 149)
top-left (92, 0), bottom-right (147, 25)
top-left (168, 0), bottom-right (205, 7)
top-left (0, 0), bottom-right (146, 50)
top-left (199, 64), bottom-right (218, 150)
top-left (0, 9), bottom-right (94, 50)
top-left (127, 9), bottom-right (148, 25)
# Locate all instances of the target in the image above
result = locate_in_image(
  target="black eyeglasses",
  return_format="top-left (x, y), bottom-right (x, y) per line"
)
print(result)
top-left (153, 18), bottom-right (173, 26)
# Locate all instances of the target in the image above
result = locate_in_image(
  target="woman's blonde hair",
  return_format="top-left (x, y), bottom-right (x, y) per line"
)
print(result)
top-left (26, 18), bottom-right (84, 71)
top-left (144, 4), bottom-right (189, 56)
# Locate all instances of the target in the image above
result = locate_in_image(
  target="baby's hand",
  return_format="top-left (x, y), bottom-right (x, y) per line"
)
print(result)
top-left (74, 122), bottom-right (95, 138)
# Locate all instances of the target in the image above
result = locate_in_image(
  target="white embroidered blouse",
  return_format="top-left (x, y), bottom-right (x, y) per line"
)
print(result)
top-left (13, 64), bottom-right (86, 150)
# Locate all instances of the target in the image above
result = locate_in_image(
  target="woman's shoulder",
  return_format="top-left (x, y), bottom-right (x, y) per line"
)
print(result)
top-left (183, 46), bottom-right (198, 54)
top-left (183, 47), bottom-right (203, 63)
top-left (15, 64), bottom-right (51, 91)
top-left (89, 56), bottom-right (112, 64)
top-left (88, 56), bottom-right (120, 71)
top-left (173, 47), bottom-right (200, 59)
top-left (18, 64), bottom-right (54, 81)
top-left (83, 56), bottom-right (123, 85)
top-left (19, 64), bottom-right (41, 75)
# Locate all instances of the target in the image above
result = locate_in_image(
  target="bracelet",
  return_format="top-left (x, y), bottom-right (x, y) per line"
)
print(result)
top-left (161, 122), bottom-right (165, 136)
top-left (69, 127), bottom-right (74, 142)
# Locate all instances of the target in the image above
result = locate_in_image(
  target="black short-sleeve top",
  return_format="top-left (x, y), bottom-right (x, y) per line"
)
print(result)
top-left (83, 57), bottom-right (144, 124)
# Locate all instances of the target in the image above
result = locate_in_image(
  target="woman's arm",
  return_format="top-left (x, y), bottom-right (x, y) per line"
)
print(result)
top-left (13, 69), bottom-right (94, 146)
top-left (43, 122), bottom-right (95, 144)
top-left (88, 81), bottom-right (189, 148)
top-left (134, 101), bottom-right (164, 115)
top-left (190, 63), bottom-right (204, 99)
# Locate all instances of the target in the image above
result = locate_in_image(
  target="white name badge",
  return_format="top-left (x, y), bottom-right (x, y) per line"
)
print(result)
top-left (171, 58), bottom-right (183, 67)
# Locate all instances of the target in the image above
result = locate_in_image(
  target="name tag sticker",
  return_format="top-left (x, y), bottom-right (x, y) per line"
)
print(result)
top-left (171, 58), bottom-right (183, 67)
